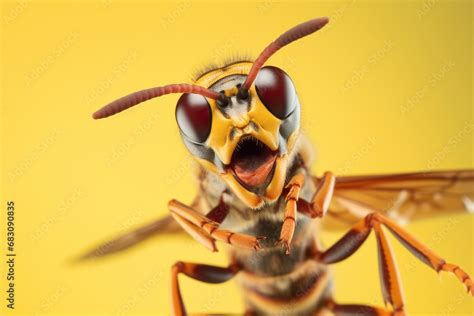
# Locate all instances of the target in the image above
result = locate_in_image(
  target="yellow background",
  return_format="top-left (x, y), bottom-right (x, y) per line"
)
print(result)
top-left (1, 0), bottom-right (473, 315)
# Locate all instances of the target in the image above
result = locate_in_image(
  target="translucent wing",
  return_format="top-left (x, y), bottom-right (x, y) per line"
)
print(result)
top-left (77, 195), bottom-right (207, 260)
top-left (320, 170), bottom-right (474, 230)
top-left (78, 215), bottom-right (181, 260)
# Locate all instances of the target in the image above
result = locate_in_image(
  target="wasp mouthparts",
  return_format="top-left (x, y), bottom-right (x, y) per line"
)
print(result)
top-left (230, 136), bottom-right (277, 188)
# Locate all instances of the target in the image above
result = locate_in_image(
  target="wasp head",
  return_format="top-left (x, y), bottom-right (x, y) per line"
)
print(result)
top-left (177, 62), bottom-right (300, 208)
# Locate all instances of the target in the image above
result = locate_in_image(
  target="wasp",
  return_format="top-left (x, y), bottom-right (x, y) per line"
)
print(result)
top-left (86, 17), bottom-right (474, 315)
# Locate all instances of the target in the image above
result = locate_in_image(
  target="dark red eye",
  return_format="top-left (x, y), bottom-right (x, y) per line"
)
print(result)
top-left (255, 66), bottom-right (297, 119)
top-left (175, 93), bottom-right (212, 143)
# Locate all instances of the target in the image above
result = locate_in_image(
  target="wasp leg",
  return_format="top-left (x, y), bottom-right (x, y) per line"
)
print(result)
top-left (171, 261), bottom-right (240, 316)
top-left (169, 196), bottom-right (230, 252)
top-left (313, 213), bottom-right (405, 312)
top-left (277, 172), bottom-right (305, 254)
top-left (169, 199), bottom-right (264, 251)
top-left (297, 171), bottom-right (336, 219)
top-left (372, 221), bottom-right (405, 310)
top-left (170, 212), bottom-right (217, 252)
top-left (312, 171), bottom-right (336, 217)
top-left (322, 298), bottom-right (398, 316)
top-left (374, 213), bottom-right (474, 296)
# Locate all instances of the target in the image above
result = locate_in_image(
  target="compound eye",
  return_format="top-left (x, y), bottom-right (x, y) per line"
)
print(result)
top-left (175, 93), bottom-right (212, 143)
top-left (255, 66), bottom-right (297, 119)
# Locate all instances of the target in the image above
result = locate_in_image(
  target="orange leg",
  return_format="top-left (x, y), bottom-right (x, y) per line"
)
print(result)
top-left (169, 199), bottom-right (264, 251)
top-left (311, 171), bottom-right (336, 217)
top-left (170, 211), bottom-right (217, 252)
top-left (373, 221), bottom-right (404, 312)
top-left (171, 261), bottom-right (240, 316)
top-left (277, 172), bottom-right (305, 254)
top-left (380, 214), bottom-right (473, 296)
top-left (298, 171), bottom-right (336, 219)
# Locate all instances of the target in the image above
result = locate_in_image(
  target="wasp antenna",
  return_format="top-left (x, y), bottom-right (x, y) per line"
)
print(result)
top-left (240, 17), bottom-right (329, 93)
top-left (92, 83), bottom-right (221, 119)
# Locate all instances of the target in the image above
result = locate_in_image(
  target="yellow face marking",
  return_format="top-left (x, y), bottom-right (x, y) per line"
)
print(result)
top-left (206, 94), bottom-right (281, 166)
top-left (264, 155), bottom-right (288, 201)
top-left (202, 74), bottom-right (281, 165)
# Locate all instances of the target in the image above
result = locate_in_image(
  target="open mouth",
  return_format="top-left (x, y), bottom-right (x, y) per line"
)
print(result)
top-left (230, 136), bottom-right (277, 188)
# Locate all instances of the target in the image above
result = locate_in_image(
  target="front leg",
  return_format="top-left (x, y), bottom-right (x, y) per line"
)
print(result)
top-left (277, 172), bottom-right (305, 254)
top-left (278, 171), bottom-right (335, 254)
top-left (168, 199), bottom-right (264, 252)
